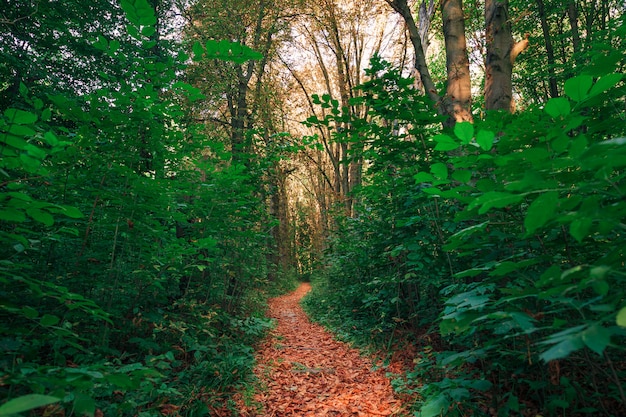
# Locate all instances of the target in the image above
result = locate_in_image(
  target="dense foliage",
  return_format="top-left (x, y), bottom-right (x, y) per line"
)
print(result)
top-left (0, 1), bottom-right (296, 415)
top-left (303, 20), bottom-right (626, 417)
top-left (2, 0), bottom-right (625, 416)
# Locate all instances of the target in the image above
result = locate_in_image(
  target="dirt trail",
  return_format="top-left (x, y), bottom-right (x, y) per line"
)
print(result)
top-left (238, 283), bottom-right (406, 417)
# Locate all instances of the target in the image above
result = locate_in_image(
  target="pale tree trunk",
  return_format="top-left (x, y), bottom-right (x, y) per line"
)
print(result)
top-left (441, 0), bottom-right (472, 124)
top-left (485, 0), bottom-right (528, 111)
top-left (418, 1), bottom-right (436, 54)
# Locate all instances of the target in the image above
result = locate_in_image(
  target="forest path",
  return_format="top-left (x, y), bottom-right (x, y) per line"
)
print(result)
top-left (238, 283), bottom-right (407, 417)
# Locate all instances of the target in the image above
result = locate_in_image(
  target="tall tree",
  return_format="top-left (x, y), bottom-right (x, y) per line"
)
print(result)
top-left (183, 0), bottom-right (285, 159)
top-left (386, 0), bottom-right (529, 117)
top-left (441, 0), bottom-right (473, 122)
top-left (284, 0), bottom-right (396, 219)
top-left (385, 0), bottom-right (441, 105)
top-left (484, 0), bottom-right (529, 111)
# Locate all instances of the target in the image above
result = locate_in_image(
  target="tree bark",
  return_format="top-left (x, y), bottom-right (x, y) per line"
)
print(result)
top-left (535, 0), bottom-right (559, 98)
top-left (441, 0), bottom-right (472, 124)
top-left (485, 0), bottom-right (525, 112)
top-left (385, 0), bottom-right (440, 105)
top-left (567, 1), bottom-right (581, 61)
top-left (418, 0), bottom-right (436, 56)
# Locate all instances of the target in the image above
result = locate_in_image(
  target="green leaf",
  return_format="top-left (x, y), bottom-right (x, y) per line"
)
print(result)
top-left (41, 108), bottom-right (52, 121)
top-left (444, 221), bottom-right (489, 250)
top-left (206, 40), bottom-right (219, 55)
top-left (544, 97), bottom-right (571, 118)
top-left (195, 237), bottom-right (217, 249)
top-left (490, 259), bottom-right (539, 277)
top-left (106, 373), bottom-right (138, 390)
top-left (564, 75), bottom-right (593, 102)
top-left (468, 379), bottom-right (493, 391)
top-left (3, 134), bottom-right (28, 150)
top-left (582, 325), bottom-right (611, 355)
top-left (0, 208), bottom-right (26, 222)
top-left (468, 191), bottom-right (523, 214)
top-left (4, 108), bottom-right (38, 125)
top-left (419, 393), bottom-right (449, 417)
top-left (524, 191), bottom-right (559, 234)
top-left (0, 394), bottom-right (60, 416)
top-left (26, 144), bottom-right (48, 160)
top-left (617, 307), bottom-right (626, 327)
top-left (414, 172), bottom-right (434, 183)
top-left (476, 130), bottom-right (494, 151)
top-left (451, 170), bottom-right (471, 183)
top-left (73, 393), bottom-right (96, 417)
top-left (192, 41), bottom-right (204, 61)
top-left (454, 121), bottom-right (474, 144)
top-left (569, 217), bottom-right (592, 242)
top-left (430, 162), bottom-right (448, 180)
top-left (40, 314), bottom-right (60, 326)
top-left (433, 134), bottom-right (459, 151)
top-left (61, 205), bottom-right (84, 219)
top-left (27, 208), bottom-right (55, 226)
top-left (141, 26), bottom-right (156, 37)
top-left (22, 306), bottom-right (39, 319)
top-left (588, 73), bottom-right (623, 98)
top-left (7, 124), bottom-right (36, 137)
top-left (539, 335), bottom-right (584, 362)
top-left (18, 82), bottom-right (28, 97)
top-left (591, 280), bottom-right (609, 296)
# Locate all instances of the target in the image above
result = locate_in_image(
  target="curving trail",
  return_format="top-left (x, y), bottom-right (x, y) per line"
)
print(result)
top-left (238, 283), bottom-right (407, 417)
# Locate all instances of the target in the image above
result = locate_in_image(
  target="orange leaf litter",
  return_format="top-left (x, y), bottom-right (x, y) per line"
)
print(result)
top-left (238, 283), bottom-right (408, 417)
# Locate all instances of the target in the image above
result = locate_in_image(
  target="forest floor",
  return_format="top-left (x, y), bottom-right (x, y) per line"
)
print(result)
top-left (236, 283), bottom-right (409, 417)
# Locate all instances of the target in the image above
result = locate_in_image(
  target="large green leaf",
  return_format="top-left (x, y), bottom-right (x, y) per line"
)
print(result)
top-left (564, 75), bottom-right (593, 102)
top-left (544, 97), bottom-right (571, 118)
top-left (0, 208), bottom-right (26, 222)
top-left (454, 121), bottom-right (474, 144)
top-left (588, 73), bottom-right (623, 98)
top-left (569, 217), bottom-right (592, 242)
top-left (582, 325), bottom-right (611, 356)
top-left (4, 108), bottom-right (38, 125)
top-left (0, 394), bottom-right (61, 416)
top-left (476, 130), bottom-right (494, 151)
top-left (73, 393), bottom-right (96, 417)
top-left (539, 335), bottom-right (584, 362)
top-left (419, 393), bottom-right (449, 417)
top-left (433, 134), bottom-right (459, 151)
top-left (430, 162), bottom-right (448, 180)
top-left (468, 191), bottom-right (523, 214)
top-left (524, 191), bottom-right (559, 234)
top-left (26, 208), bottom-right (54, 226)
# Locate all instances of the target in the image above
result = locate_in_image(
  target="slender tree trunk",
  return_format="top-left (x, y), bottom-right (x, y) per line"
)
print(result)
top-left (418, 0), bottom-right (436, 55)
top-left (536, 0), bottom-right (559, 98)
top-left (386, 0), bottom-right (440, 105)
top-left (485, 0), bottom-right (527, 111)
top-left (567, 1), bottom-right (581, 56)
top-left (441, 0), bottom-right (472, 124)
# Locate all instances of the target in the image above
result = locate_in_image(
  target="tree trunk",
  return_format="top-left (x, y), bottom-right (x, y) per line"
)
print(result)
top-left (535, 0), bottom-right (559, 98)
top-left (386, 0), bottom-right (440, 105)
top-left (567, 1), bottom-right (581, 56)
top-left (441, 0), bottom-right (472, 124)
top-left (485, 0), bottom-right (525, 112)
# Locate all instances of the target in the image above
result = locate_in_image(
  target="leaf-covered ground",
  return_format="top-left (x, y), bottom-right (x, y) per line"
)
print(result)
top-left (238, 283), bottom-right (407, 416)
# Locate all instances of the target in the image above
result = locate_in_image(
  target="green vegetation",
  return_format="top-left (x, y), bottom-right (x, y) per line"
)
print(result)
top-left (303, 24), bottom-right (626, 417)
top-left (1, 1), bottom-right (297, 415)
top-left (2, 0), bottom-right (625, 416)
